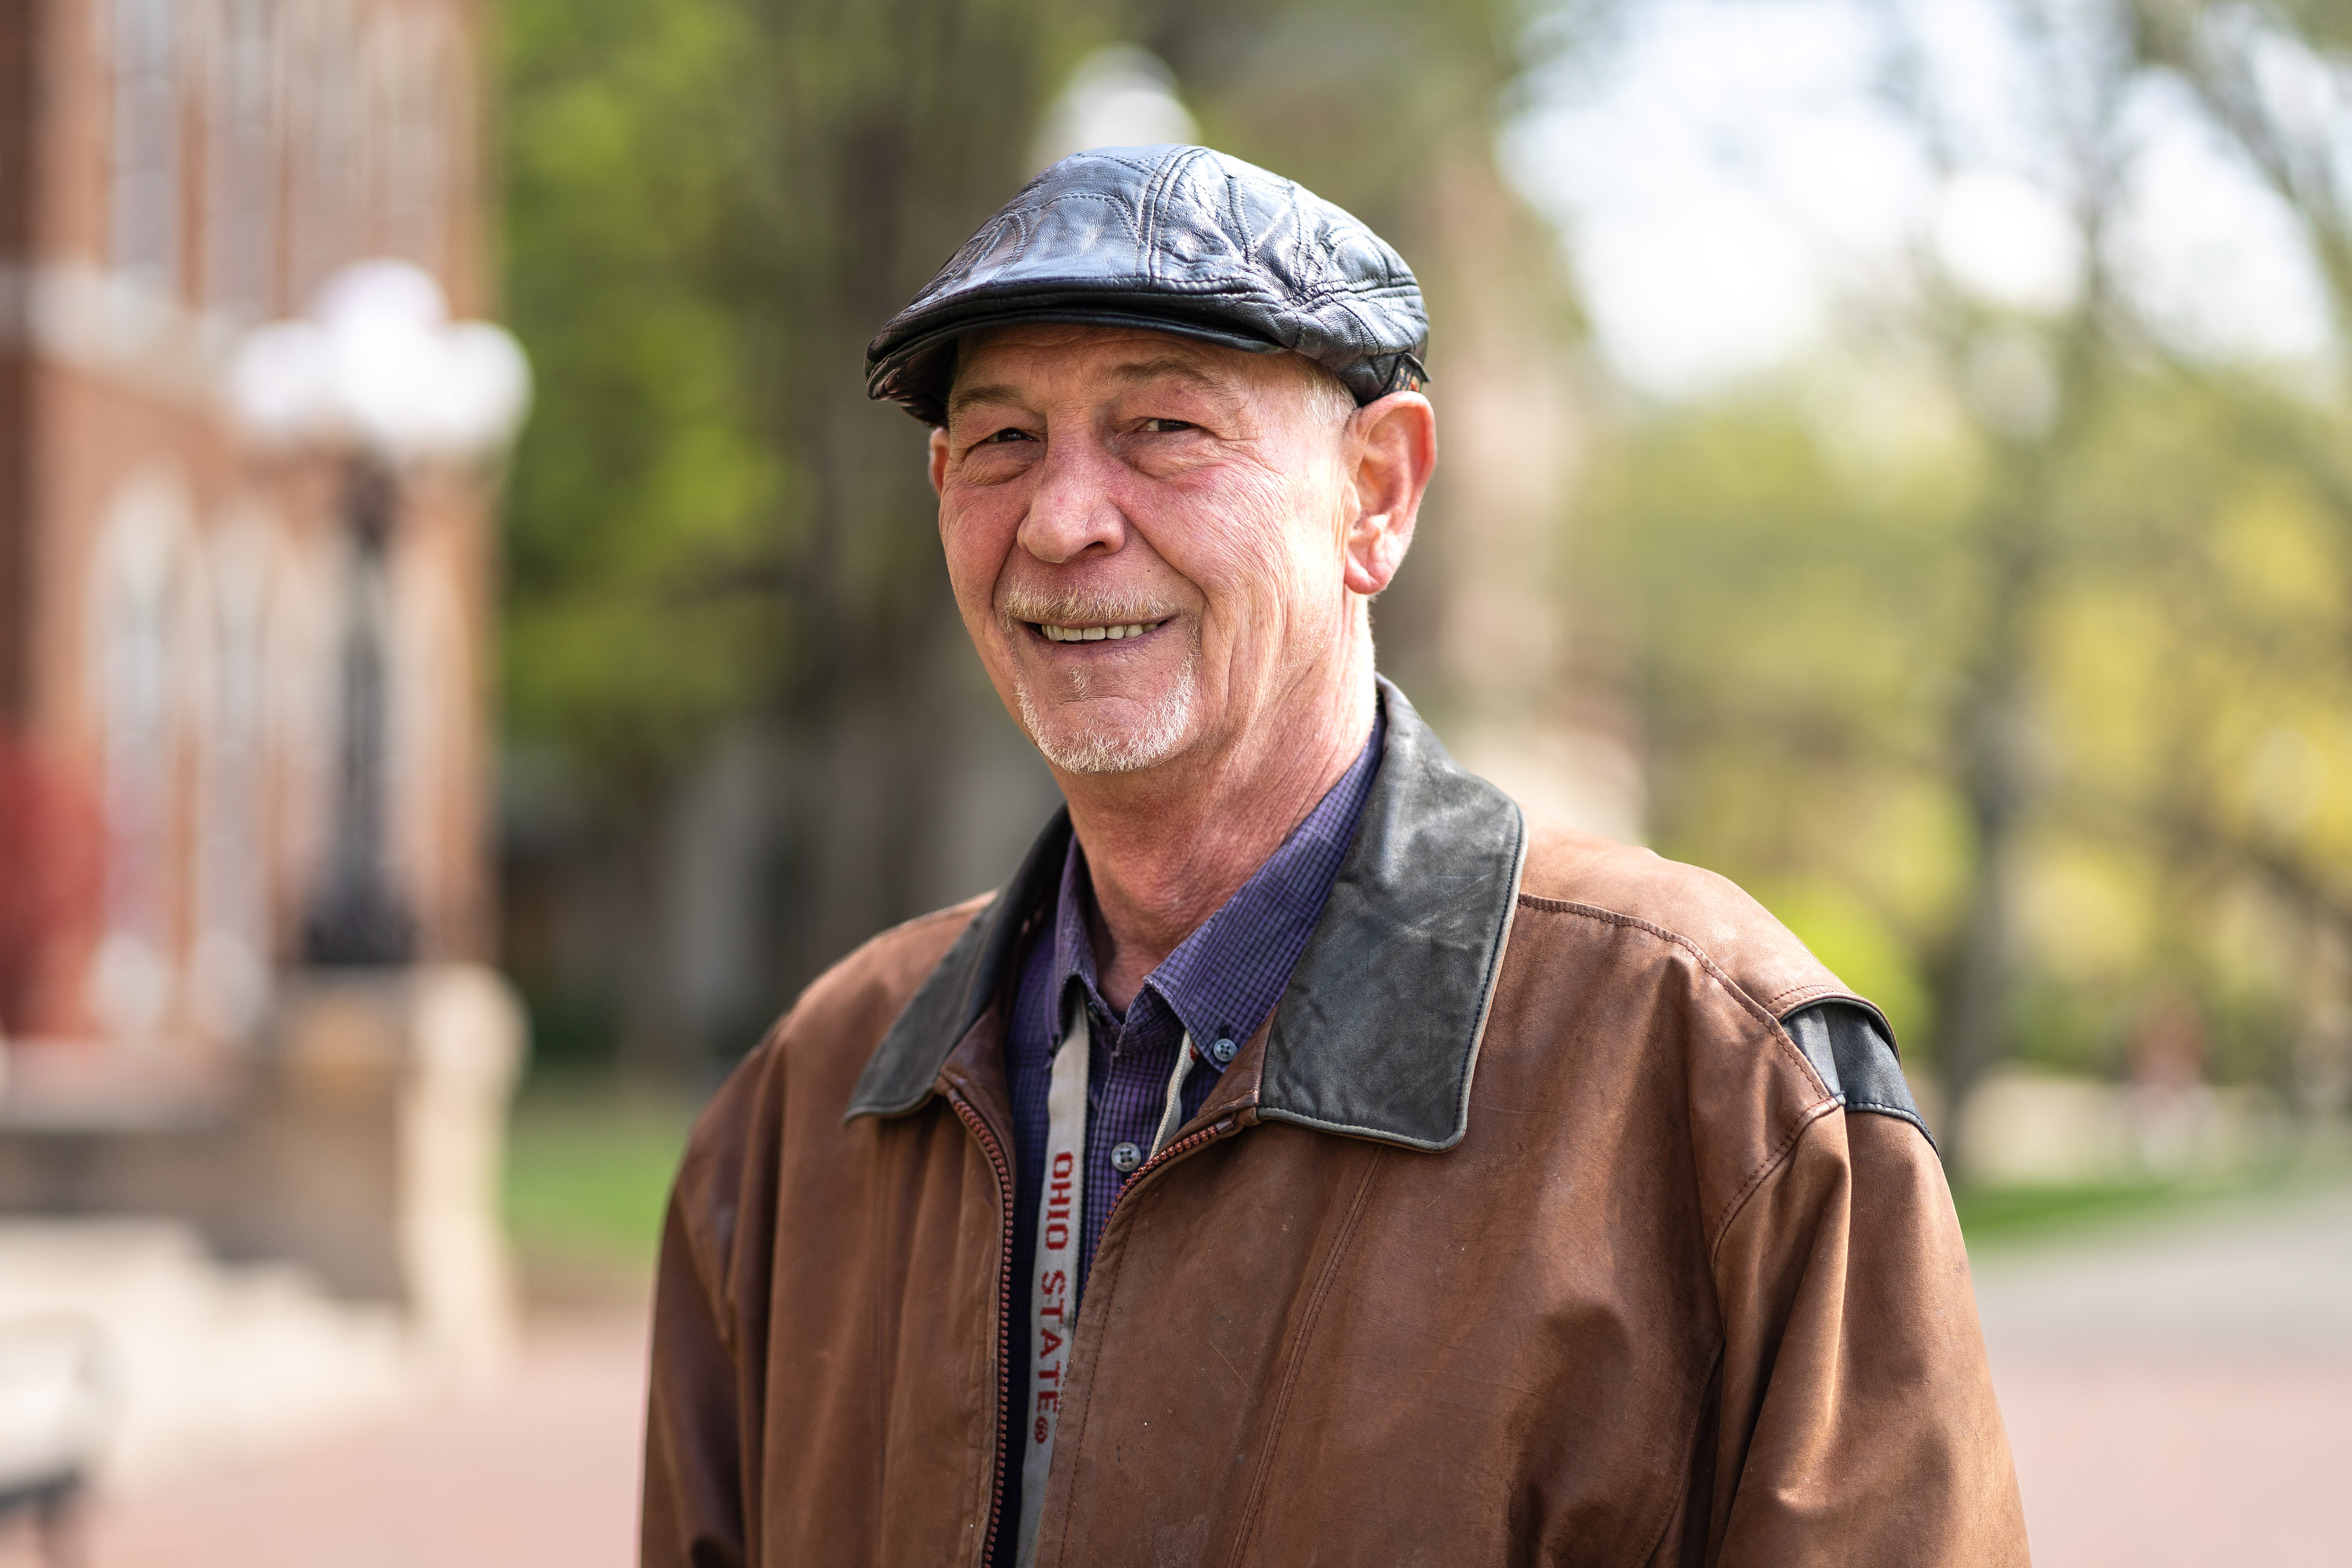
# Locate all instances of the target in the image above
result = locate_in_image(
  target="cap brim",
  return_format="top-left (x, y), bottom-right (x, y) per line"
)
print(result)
top-left (868, 303), bottom-right (1283, 425)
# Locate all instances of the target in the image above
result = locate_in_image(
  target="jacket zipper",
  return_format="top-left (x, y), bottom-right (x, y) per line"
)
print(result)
top-left (952, 1108), bottom-right (1237, 1566)
top-left (1103, 1117), bottom-right (1235, 1227)
top-left (949, 1091), bottom-right (1017, 1568)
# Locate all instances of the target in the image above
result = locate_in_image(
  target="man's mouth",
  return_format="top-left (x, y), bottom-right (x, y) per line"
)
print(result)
top-left (1035, 619), bottom-right (1167, 644)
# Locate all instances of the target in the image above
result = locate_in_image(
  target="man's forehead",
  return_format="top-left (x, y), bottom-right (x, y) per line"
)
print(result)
top-left (949, 325), bottom-right (1272, 412)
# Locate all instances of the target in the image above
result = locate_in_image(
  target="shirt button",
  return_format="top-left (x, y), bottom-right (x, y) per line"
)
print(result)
top-left (1110, 1142), bottom-right (1143, 1174)
top-left (1209, 1036), bottom-right (1238, 1066)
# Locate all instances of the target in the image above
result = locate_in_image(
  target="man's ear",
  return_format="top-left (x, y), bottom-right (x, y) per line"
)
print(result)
top-left (928, 426), bottom-right (950, 494)
top-left (1342, 390), bottom-right (1436, 596)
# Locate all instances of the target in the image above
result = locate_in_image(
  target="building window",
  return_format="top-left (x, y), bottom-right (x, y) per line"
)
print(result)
top-left (284, 0), bottom-right (361, 301)
top-left (193, 505), bottom-right (279, 1039)
top-left (364, 8), bottom-right (450, 275)
top-left (204, 0), bottom-right (279, 322)
top-left (85, 470), bottom-right (198, 1038)
top-left (110, 0), bottom-right (182, 293)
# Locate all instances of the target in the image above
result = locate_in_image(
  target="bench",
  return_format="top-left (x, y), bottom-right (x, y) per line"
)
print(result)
top-left (0, 1317), bottom-right (110, 1567)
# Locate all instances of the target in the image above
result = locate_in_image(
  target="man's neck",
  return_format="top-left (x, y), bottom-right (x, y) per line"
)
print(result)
top-left (1062, 666), bottom-right (1376, 1013)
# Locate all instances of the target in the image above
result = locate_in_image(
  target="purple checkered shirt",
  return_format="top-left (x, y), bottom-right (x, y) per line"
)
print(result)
top-left (1002, 707), bottom-right (1384, 1290)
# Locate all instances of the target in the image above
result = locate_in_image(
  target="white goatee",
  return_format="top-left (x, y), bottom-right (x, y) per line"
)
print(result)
top-left (1015, 671), bottom-right (1197, 774)
top-left (998, 593), bottom-right (1199, 774)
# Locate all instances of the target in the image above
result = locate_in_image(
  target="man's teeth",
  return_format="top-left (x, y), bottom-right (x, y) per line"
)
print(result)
top-left (1040, 620), bottom-right (1164, 643)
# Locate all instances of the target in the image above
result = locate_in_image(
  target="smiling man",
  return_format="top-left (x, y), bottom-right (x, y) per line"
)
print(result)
top-left (642, 147), bottom-right (2028, 1568)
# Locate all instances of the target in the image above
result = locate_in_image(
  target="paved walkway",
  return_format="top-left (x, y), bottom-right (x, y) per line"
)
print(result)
top-left (1972, 1180), bottom-right (2352, 1567)
top-left (10, 1182), bottom-right (2347, 1566)
top-left (0, 1312), bottom-right (647, 1568)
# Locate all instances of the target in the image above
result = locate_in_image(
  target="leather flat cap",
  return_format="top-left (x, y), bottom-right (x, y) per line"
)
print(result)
top-left (867, 144), bottom-right (1428, 425)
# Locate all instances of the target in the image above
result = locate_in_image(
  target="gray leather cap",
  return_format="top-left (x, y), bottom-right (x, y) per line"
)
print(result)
top-left (866, 144), bottom-right (1428, 425)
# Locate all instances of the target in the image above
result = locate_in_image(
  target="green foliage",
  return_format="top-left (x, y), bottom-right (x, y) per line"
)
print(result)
top-left (492, 0), bottom-right (2352, 1126)
top-left (1597, 354), bottom-right (2352, 1090)
top-left (1592, 392), bottom-right (1973, 950)
top-left (501, 0), bottom-right (791, 777)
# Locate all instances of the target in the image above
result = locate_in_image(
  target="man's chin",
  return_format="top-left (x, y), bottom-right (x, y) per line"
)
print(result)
top-left (1036, 734), bottom-right (1179, 775)
top-left (1017, 690), bottom-right (1197, 776)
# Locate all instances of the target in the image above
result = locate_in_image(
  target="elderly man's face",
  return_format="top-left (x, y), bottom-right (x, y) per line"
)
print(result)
top-left (930, 325), bottom-right (1366, 776)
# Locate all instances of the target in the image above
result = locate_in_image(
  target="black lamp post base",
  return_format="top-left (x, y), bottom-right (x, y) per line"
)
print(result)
top-left (301, 877), bottom-right (418, 968)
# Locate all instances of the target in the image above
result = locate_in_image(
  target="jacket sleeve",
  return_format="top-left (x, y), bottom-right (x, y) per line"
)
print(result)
top-left (640, 1067), bottom-right (767, 1568)
top-left (1701, 1107), bottom-right (2030, 1567)
top-left (641, 1175), bottom-right (748, 1568)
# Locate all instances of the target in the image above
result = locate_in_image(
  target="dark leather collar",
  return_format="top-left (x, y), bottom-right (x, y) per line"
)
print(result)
top-left (839, 808), bottom-right (1069, 1121)
top-left (844, 679), bottom-right (1527, 1152)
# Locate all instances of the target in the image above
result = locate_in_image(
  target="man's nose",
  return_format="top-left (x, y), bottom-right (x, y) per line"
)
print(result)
top-left (1017, 435), bottom-right (1128, 564)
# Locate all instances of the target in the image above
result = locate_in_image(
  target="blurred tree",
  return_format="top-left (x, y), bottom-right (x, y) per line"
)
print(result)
top-left (1592, 0), bottom-right (2352, 1159)
top-left (503, 0), bottom-right (782, 782)
top-left (2131, 0), bottom-right (2352, 316)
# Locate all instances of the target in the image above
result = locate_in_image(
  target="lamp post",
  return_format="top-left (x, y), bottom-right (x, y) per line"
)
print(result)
top-left (227, 260), bottom-right (531, 966)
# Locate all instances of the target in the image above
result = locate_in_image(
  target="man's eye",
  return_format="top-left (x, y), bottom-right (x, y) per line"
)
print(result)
top-left (978, 426), bottom-right (1035, 445)
top-left (1138, 417), bottom-right (1195, 434)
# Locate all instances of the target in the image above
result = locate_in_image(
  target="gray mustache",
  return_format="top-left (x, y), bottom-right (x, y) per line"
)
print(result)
top-left (998, 591), bottom-right (1182, 626)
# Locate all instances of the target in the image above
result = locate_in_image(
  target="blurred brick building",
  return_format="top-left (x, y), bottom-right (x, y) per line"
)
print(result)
top-left (0, 0), bottom-right (522, 1475)
top-left (0, 0), bottom-right (494, 1073)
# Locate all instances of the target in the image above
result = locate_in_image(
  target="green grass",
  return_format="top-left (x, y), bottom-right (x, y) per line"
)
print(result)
top-left (503, 1075), bottom-right (702, 1279)
top-left (1952, 1154), bottom-right (2346, 1248)
top-left (1955, 1177), bottom-right (2224, 1242)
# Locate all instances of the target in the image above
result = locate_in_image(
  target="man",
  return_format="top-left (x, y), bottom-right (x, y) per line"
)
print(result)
top-left (644, 145), bottom-right (2028, 1567)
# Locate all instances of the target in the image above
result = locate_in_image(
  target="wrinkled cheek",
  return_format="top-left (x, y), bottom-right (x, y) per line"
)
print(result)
top-left (939, 506), bottom-right (1015, 621)
top-left (1264, 540), bottom-right (1351, 651)
top-left (1201, 560), bottom-right (1334, 689)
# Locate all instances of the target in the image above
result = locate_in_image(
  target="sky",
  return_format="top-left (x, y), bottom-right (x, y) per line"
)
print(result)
top-left (1502, 0), bottom-right (2341, 398)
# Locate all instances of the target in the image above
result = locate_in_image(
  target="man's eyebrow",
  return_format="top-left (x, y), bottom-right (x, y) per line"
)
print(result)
top-left (946, 381), bottom-right (1024, 419)
top-left (1107, 356), bottom-right (1229, 392)
top-left (946, 356), bottom-right (1234, 419)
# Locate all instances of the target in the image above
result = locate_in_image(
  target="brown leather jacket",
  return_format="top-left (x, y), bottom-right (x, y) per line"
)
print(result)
top-left (643, 684), bottom-right (2029, 1567)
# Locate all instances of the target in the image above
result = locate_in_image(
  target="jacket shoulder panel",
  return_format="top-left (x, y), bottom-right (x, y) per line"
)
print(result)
top-left (1515, 817), bottom-right (1868, 1028)
top-left (1783, 1000), bottom-right (1932, 1146)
